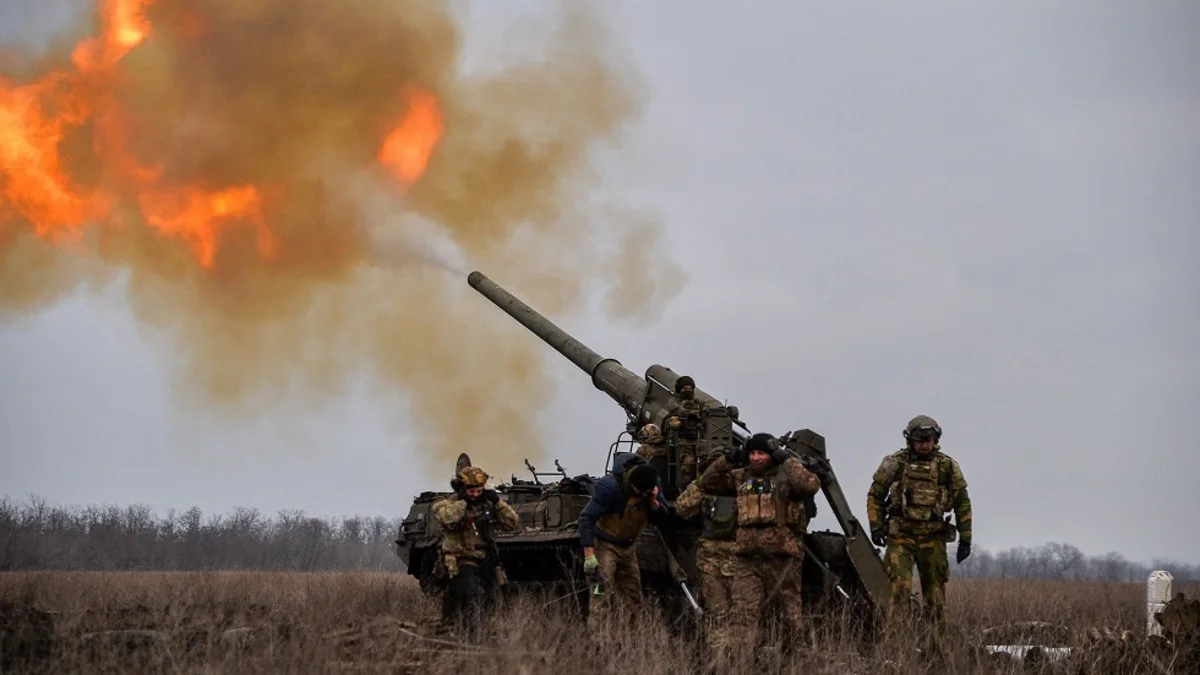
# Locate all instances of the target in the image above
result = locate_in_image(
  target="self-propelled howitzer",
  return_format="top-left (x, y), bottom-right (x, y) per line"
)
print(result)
top-left (465, 270), bottom-right (892, 622)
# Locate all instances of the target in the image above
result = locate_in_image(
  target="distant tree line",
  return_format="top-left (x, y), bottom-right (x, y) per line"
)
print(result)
top-left (951, 540), bottom-right (1199, 582)
top-left (1, 495), bottom-right (1196, 581)
top-left (0, 496), bottom-right (404, 572)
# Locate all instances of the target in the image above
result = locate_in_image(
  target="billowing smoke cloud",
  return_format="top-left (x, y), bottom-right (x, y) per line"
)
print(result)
top-left (0, 0), bottom-right (686, 476)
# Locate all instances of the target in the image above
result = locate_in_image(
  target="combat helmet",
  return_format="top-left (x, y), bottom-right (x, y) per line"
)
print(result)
top-left (903, 415), bottom-right (942, 442)
top-left (455, 466), bottom-right (489, 488)
top-left (639, 423), bottom-right (663, 442)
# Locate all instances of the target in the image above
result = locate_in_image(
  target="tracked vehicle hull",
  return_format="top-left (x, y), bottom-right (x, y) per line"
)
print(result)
top-left (395, 471), bottom-right (876, 627)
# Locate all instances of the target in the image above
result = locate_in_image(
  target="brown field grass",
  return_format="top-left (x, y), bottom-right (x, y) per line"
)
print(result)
top-left (0, 571), bottom-right (1196, 674)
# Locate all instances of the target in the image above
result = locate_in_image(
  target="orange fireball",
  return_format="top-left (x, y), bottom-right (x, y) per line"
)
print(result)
top-left (379, 87), bottom-right (445, 185)
top-left (1, 0), bottom-right (444, 270)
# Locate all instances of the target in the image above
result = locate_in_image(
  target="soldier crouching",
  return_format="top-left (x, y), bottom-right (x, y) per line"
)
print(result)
top-left (576, 453), bottom-right (672, 634)
top-left (699, 433), bottom-right (822, 657)
top-left (431, 465), bottom-right (519, 642)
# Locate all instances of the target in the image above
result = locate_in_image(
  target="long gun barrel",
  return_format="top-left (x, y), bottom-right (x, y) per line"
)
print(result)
top-left (468, 270), bottom-right (650, 416)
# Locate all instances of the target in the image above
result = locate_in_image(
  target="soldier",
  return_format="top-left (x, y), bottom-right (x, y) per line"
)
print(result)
top-left (675, 468), bottom-right (753, 669)
top-left (577, 452), bottom-right (672, 631)
top-left (698, 433), bottom-right (822, 653)
top-left (665, 375), bottom-right (708, 487)
top-left (431, 464), bottom-right (519, 642)
top-left (634, 423), bottom-right (668, 462)
top-left (866, 414), bottom-right (973, 637)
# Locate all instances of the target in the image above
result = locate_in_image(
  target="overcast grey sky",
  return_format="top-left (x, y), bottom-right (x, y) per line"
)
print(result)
top-left (2, 1), bottom-right (1197, 563)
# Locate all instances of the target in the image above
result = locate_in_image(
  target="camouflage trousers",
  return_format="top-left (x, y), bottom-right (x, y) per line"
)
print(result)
top-left (587, 539), bottom-right (642, 632)
top-left (699, 545), bottom-right (805, 664)
top-left (696, 539), bottom-right (755, 667)
top-left (884, 530), bottom-right (950, 633)
top-left (678, 443), bottom-right (698, 488)
top-left (741, 554), bottom-right (806, 644)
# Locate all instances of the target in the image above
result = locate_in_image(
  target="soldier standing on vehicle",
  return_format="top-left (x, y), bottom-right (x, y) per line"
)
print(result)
top-left (866, 415), bottom-right (973, 638)
top-left (675, 466), bottom-right (754, 669)
top-left (665, 375), bottom-right (707, 487)
top-left (698, 433), bottom-right (822, 655)
top-left (431, 465), bottom-right (519, 642)
top-left (635, 423), bottom-right (668, 462)
top-left (577, 452), bottom-right (672, 632)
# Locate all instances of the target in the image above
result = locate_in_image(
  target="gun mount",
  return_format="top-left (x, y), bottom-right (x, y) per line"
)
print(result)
top-left (395, 270), bottom-right (892, 634)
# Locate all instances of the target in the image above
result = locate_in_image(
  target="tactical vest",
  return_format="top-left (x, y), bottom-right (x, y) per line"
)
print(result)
top-left (595, 495), bottom-right (651, 545)
top-left (735, 468), bottom-right (805, 531)
top-left (701, 495), bottom-right (737, 540)
top-left (887, 453), bottom-right (952, 522)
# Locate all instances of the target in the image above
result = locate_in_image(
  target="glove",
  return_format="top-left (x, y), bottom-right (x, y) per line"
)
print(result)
top-left (583, 555), bottom-right (599, 575)
top-left (771, 448), bottom-right (792, 465)
top-left (956, 540), bottom-right (971, 564)
top-left (870, 527), bottom-right (887, 548)
top-left (724, 447), bottom-right (747, 467)
top-left (484, 489), bottom-right (500, 505)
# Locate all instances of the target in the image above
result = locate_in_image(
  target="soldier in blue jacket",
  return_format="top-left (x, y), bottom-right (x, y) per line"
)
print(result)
top-left (577, 452), bottom-right (672, 631)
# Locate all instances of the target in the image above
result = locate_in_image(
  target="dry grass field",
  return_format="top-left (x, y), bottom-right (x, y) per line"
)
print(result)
top-left (0, 571), bottom-right (1196, 674)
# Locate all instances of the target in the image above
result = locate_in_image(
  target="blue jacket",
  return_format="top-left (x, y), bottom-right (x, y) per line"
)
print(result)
top-left (577, 452), bottom-right (671, 548)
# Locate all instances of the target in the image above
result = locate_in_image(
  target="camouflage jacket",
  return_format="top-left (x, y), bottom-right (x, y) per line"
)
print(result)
top-left (698, 455), bottom-right (821, 558)
top-left (665, 398), bottom-right (708, 440)
top-left (431, 495), bottom-right (519, 561)
top-left (675, 479), bottom-right (737, 542)
top-left (674, 481), bottom-right (705, 520)
top-left (674, 483), bottom-right (742, 587)
top-left (635, 440), bottom-right (668, 461)
top-left (865, 448), bottom-right (972, 543)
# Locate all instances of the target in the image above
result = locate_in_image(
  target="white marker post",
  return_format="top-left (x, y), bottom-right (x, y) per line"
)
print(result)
top-left (1146, 570), bottom-right (1173, 637)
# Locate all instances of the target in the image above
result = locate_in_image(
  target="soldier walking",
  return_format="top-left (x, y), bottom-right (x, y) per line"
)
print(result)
top-left (697, 433), bottom-right (822, 658)
top-left (866, 414), bottom-right (973, 639)
top-left (431, 464), bottom-right (519, 642)
top-left (675, 470), bottom-right (754, 670)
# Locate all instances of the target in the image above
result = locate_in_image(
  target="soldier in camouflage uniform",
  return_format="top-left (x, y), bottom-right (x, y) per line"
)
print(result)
top-left (431, 465), bottom-right (519, 641)
top-left (664, 375), bottom-right (707, 488)
top-left (698, 433), bottom-right (822, 651)
top-left (866, 415), bottom-right (972, 635)
top-left (634, 423), bottom-right (668, 463)
top-left (675, 473), bottom-right (753, 669)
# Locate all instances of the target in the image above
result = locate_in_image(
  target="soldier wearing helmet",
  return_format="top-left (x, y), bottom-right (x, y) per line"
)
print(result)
top-left (635, 423), bottom-right (667, 462)
top-left (431, 463), bottom-right (519, 641)
top-left (664, 375), bottom-right (709, 488)
top-left (696, 432), bottom-right (822, 661)
top-left (866, 415), bottom-right (973, 638)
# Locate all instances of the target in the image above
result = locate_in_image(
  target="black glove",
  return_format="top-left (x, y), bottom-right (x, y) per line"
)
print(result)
top-left (771, 448), bottom-right (792, 465)
top-left (957, 540), bottom-right (971, 564)
top-left (484, 489), bottom-right (500, 505)
top-left (724, 447), bottom-right (747, 467)
top-left (871, 527), bottom-right (887, 548)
